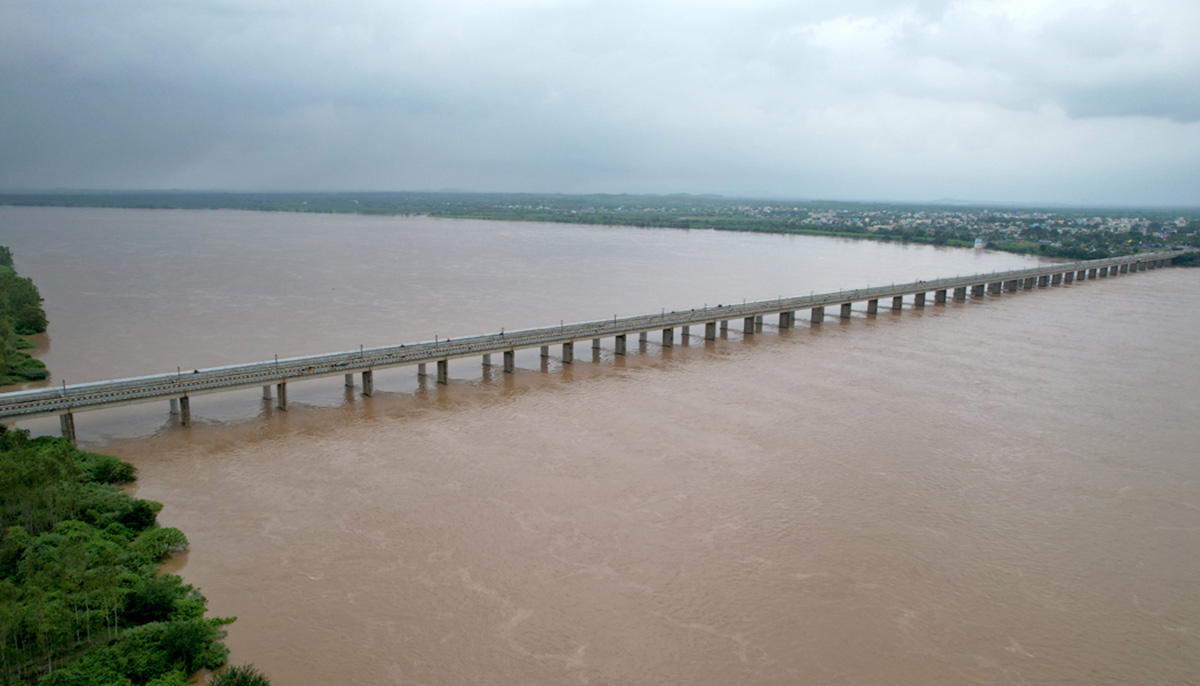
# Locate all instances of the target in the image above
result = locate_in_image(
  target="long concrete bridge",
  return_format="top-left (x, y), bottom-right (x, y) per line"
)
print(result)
top-left (0, 251), bottom-right (1178, 442)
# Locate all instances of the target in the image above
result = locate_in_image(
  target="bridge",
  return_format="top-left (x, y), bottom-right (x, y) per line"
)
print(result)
top-left (0, 252), bottom-right (1178, 442)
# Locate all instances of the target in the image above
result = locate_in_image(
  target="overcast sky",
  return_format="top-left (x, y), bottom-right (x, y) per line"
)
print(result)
top-left (2, 0), bottom-right (1198, 205)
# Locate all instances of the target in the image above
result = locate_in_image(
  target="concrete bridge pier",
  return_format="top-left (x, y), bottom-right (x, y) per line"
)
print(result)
top-left (914, 292), bottom-right (927, 307)
top-left (593, 338), bottom-right (602, 350)
top-left (988, 282), bottom-right (1002, 295)
top-left (1051, 273), bottom-right (1063, 286)
top-left (615, 334), bottom-right (627, 355)
top-left (639, 331), bottom-right (648, 343)
top-left (867, 299), bottom-right (879, 314)
top-left (60, 413), bottom-right (76, 444)
top-left (179, 396), bottom-right (193, 423)
top-left (275, 384), bottom-right (287, 411)
top-left (661, 329), bottom-right (673, 348)
top-left (362, 370), bottom-right (374, 396)
top-left (1075, 269), bottom-right (1086, 280)
top-left (705, 322), bottom-right (717, 340)
top-left (437, 359), bottom-right (449, 385)
top-left (482, 353), bottom-right (492, 367)
top-left (681, 325), bottom-right (690, 338)
top-left (1064, 271), bottom-right (1074, 284)
top-left (563, 341), bottom-right (575, 363)
top-left (1148, 261), bottom-right (1157, 269)
top-left (720, 320), bottom-right (729, 331)
top-left (1099, 266), bottom-right (1109, 277)
top-left (935, 289), bottom-right (947, 304)
top-left (418, 362), bottom-right (427, 377)
top-left (1037, 275), bottom-right (1049, 287)
top-left (1023, 277), bottom-right (1036, 289)
top-left (892, 295), bottom-right (904, 310)
top-left (1004, 280), bottom-right (1018, 293)
top-left (169, 398), bottom-right (179, 415)
top-left (811, 306), bottom-right (825, 323)
top-left (1087, 268), bottom-right (1097, 279)
top-left (779, 312), bottom-right (793, 329)
top-left (261, 385), bottom-right (271, 399)
top-left (953, 287), bottom-right (966, 301)
top-left (540, 345), bottom-right (550, 357)
top-left (504, 350), bottom-right (515, 373)
top-left (1120, 263), bottom-right (1129, 274)
top-left (744, 316), bottom-right (756, 333)
top-left (971, 284), bottom-right (986, 297)
top-left (841, 303), bottom-right (853, 318)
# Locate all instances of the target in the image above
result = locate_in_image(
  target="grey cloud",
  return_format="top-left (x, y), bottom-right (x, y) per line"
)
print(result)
top-left (0, 0), bottom-right (1198, 204)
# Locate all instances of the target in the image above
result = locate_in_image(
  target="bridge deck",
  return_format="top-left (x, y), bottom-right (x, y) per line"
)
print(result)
top-left (0, 252), bottom-right (1176, 421)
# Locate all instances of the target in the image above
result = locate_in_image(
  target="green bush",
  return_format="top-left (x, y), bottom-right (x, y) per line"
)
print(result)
top-left (209, 664), bottom-right (272, 686)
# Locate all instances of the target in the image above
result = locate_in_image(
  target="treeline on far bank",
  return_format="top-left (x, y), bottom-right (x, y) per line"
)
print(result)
top-left (0, 247), bottom-right (48, 385)
top-left (0, 427), bottom-right (269, 686)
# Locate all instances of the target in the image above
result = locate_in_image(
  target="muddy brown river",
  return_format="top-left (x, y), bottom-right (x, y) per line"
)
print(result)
top-left (2, 207), bottom-right (1197, 685)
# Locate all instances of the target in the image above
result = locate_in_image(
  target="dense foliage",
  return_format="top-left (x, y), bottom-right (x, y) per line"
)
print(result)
top-left (0, 427), bottom-right (235, 685)
top-left (0, 248), bottom-right (48, 384)
top-left (1170, 251), bottom-right (1200, 266)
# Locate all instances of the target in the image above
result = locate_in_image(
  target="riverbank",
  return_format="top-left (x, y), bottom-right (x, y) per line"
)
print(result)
top-left (0, 249), bottom-right (49, 385)
top-left (2, 191), bottom-right (1193, 260)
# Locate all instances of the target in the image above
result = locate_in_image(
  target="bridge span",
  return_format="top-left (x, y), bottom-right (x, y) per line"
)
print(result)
top-left (0, 252), bottom-right (1178, 442)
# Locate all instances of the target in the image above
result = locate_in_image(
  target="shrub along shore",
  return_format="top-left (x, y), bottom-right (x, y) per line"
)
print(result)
top-left (0, 247), bottom-right (48, 386)
top-left (0, 428), bottom-right (269, 685)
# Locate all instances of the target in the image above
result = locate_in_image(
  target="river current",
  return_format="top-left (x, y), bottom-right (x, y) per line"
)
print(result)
top-left (1, 207), bottom-right (1197, 685)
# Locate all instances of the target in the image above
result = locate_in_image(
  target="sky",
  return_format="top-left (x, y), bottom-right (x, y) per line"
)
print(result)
top-left (1, 0), bottom-right (1199, 206)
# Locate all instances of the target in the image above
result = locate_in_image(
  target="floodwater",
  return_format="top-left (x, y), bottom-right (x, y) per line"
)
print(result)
top-left (1, 207), bottom-right (1197, 685)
